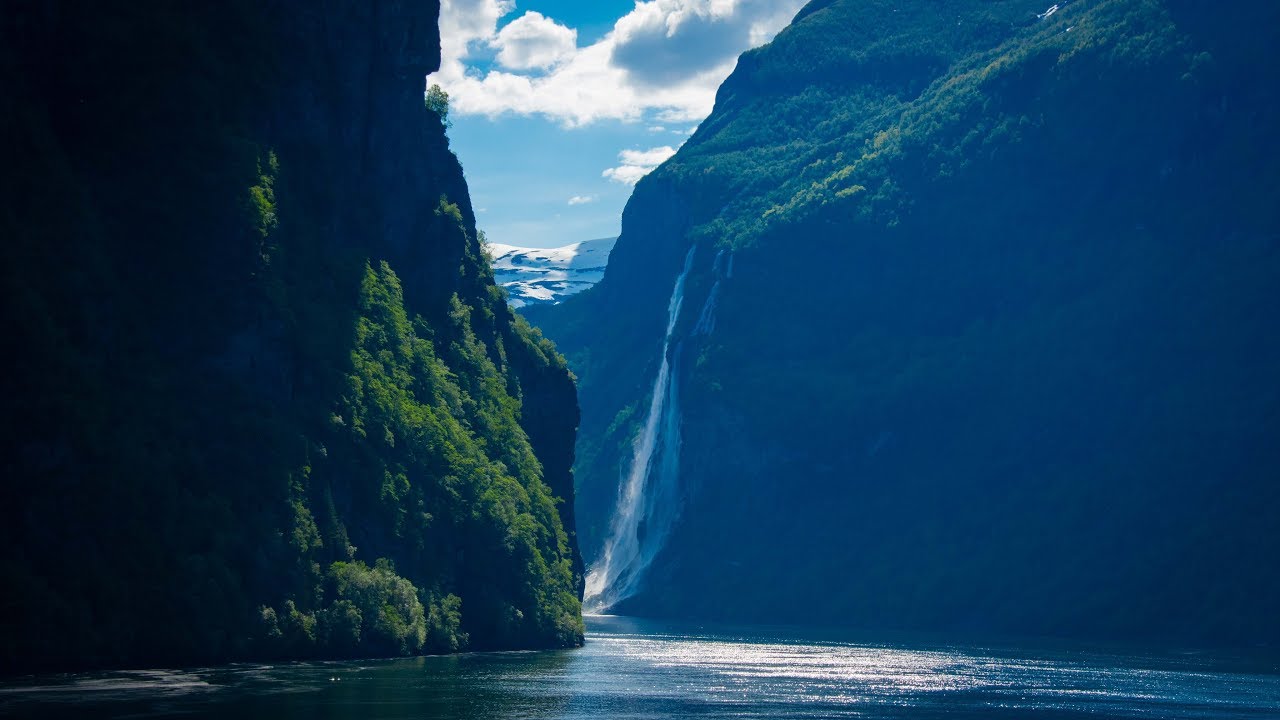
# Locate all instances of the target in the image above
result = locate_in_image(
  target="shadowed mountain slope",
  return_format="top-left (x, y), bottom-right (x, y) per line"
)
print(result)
top-left (530, 0), bottom-right (1280, 646)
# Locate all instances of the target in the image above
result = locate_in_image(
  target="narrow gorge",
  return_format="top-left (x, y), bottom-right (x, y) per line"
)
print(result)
top-left (3, 0), bottom-right (1280, 716)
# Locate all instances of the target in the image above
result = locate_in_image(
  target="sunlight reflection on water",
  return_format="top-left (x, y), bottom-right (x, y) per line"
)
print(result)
top-left (568, 616), bottom-right (1280, 718)
top-left (2, 614), bottom-right (1278, 719)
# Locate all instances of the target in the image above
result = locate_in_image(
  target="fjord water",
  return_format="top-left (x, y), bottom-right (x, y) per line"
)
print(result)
top-left (5, 616), bottom-right (1278, 719)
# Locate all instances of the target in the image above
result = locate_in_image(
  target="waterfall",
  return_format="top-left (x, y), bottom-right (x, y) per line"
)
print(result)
top-left (583, 246), bottom-right (697, 612)
top-left (693, 250), bottom-right (727, 336)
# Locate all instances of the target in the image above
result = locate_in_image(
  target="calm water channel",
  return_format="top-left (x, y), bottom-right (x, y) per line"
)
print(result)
top-left (3, 615), bottom-right (1278, 718)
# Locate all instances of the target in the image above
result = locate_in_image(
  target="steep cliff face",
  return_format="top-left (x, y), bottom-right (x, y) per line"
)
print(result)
top-left (536, 0), bottom-right (1280, 645)
top-left (0, 0), bottom-right (581, 673)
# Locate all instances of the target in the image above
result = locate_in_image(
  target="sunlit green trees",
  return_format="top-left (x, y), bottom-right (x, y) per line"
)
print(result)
top-left (425, 83), bottom-right (451, 128)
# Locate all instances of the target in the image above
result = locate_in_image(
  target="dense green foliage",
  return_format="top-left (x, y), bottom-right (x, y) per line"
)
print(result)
top-left (532, 0), bottom-right (1280, 646)
top-left (0, 0), bottom-right (581, 674)
top-left (426, 84), bottom-right (453, 129)
top-left (260, 559), bottom-right (441, 658)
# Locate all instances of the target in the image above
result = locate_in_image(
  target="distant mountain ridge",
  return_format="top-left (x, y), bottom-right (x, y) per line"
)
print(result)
top-left (487, 237), bottom-right (616, 307)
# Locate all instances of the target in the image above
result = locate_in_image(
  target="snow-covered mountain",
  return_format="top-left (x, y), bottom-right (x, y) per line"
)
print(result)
top-left (486, 237), bottom-right (617, 308)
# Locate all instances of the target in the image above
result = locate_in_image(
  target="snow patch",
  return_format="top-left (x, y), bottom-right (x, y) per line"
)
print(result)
top-left (486, 237), bottom-right (617, 307)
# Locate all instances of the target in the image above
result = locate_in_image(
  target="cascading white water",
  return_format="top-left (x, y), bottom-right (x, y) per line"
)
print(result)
top-left (693, 250), bottom-right (728, 336)
top-left (583, 246), bottom-right (697, 612)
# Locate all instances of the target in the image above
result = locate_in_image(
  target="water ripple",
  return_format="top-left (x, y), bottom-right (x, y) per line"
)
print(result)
top-left (2, 616), bottom-right (1277, 719)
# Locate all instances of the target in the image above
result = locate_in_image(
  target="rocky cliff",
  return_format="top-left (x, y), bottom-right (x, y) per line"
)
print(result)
top-left (1, 0), bottom-right (581, 673)
top-left (536, 0), bottom-right (1280, 646)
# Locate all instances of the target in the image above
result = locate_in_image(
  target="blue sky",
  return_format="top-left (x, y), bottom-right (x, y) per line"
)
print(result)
top-left (430, 0), bottom-right (807, 248)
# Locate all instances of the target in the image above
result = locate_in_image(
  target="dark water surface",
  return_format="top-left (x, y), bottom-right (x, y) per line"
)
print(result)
top-left (3, 615), bottom-right (1278, 718)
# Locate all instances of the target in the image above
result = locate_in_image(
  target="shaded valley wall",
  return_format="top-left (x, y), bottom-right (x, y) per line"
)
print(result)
top-left (1, 0), bottom-right (581, 673)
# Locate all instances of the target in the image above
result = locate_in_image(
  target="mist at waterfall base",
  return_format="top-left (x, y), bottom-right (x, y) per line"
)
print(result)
top-left (583, 247), bottom-right (698, 612)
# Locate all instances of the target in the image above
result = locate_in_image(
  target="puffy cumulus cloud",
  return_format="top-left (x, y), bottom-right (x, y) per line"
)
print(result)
top-left (494, 11), bottom-right (577, 70)
top-left (568, 195), bottom-right (597, 206)
top-left (438, 36), bottom-right (719, 126)
top-left (602, 146), bottom-right (678, 185)
top-left (609, 0), bottom-right (780, 88)
top-left (430, 0), bottom-right (807, 126)
top-left (439, 0), bottom-right (512, 42)
top-left (437, 0), bottom-right (513, 79)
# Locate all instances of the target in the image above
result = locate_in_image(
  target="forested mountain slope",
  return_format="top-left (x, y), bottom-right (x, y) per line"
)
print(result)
top-left (530, 0), bottom-right (1280, 645)
top-left (1, 0), bottom-right (581, 673)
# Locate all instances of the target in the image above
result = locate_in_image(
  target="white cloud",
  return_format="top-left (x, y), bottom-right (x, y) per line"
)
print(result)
top-left (430, 0), bottom-right (807, 127)
top-left (437, 0), bottom-right (514, 81)
top-left (602, 146), bottom-right (678, 185)
top-left (623, 146), bottom-right (680, 166)
top-left (608, 0), bottom-right (800, 88)
top-left (648, 125), bottom-right (668, 132)
top-left (494, 11), bottom-right (577, 70)
top-left (568, 195), bottom-right (597, 206)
